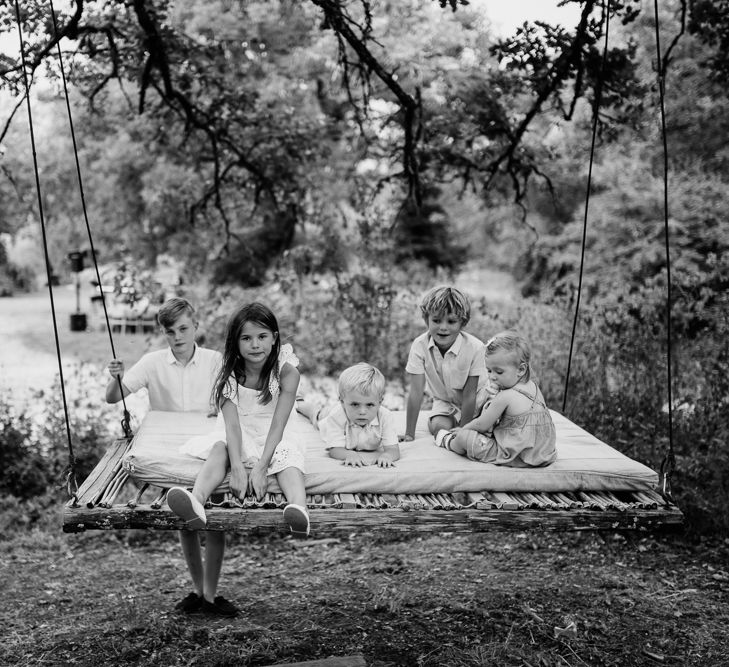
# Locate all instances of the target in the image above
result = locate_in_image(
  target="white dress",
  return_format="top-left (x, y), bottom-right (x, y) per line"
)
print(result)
top-left (180, 344), bottom-right (306, 475)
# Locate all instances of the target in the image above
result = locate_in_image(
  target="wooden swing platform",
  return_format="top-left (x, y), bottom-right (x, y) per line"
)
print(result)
top-left (63, 438), bottom-right (684, 534)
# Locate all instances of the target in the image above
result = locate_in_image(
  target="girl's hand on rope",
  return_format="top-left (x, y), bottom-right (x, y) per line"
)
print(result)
top-left (248, 461), bottom-right (269, 500)
top-left (229, 464), bottom-right (248, 500)
top-left (107, 359), bottom-right (125, 379)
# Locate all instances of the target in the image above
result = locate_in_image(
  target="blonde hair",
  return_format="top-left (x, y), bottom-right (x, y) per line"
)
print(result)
top-left (485, 331), bottom-right (532, 382)
top-left (419, 285), bottom-right (471, 325)
top-left (337, 363), bottom-right (386, 401)
top-left (157, 297), bottom-right (196, 328)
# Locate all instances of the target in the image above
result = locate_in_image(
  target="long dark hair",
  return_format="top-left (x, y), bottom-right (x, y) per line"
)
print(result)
top-left (212, 302), bottom-right (281, 408)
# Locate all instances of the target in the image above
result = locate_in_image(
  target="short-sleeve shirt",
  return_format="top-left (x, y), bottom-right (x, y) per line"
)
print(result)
top-left (405, 331), bottom-right (487, 407)
top-left (122, 345), bottom-right (221, 412)
top-left (319, 404), bottom-right (399, 451)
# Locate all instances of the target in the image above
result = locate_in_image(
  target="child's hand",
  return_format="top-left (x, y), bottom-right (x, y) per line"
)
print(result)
top-left (107, 359), bottom-right (125, 379)
top-left (398, 434), bottom-right (414, 442)
top-left (229, 465), bottom-right (248, 499)
top-left (374, 451), bottom-right (397, 468)
top-left (248, 461), bottom-right (269, 500)
top-left (343, 452), bottom-right (370, 467)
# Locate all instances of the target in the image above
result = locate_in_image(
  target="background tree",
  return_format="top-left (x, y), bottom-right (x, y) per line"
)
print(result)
top-left (0, 0), bottom-right (656, 284)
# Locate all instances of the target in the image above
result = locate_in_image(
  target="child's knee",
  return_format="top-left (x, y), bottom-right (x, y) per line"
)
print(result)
top-left (428, 414), bottom-right (455, 434)
top-left (208, 441), bottom-right (228, 462)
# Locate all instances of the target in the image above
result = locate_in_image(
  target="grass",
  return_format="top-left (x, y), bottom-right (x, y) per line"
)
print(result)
top-left (2, 523), bottom-right (728, 666)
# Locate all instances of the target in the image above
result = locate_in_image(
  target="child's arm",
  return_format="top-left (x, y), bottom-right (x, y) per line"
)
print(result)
top-left (459, 375), bottom-right (480, 426)
top-left (220, 398), bottom-right (248, 499)
top-left (460, 392), bottom-right (509, 434)
top-left (105, 358), bottom-right (133, 403)
top-left (376, 408), bottom-right (401, 466)
top-left (249, 364), bottom-right (300, 500)
top-left (402, 373), bottom-right (425, 441)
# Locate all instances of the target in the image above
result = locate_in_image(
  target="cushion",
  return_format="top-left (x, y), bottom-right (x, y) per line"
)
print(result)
top-left (121, 409), bottom-right (658, 494)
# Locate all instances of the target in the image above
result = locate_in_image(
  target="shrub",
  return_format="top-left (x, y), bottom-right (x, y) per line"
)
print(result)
top-left (0, 408), bottom-right (53, 499)
top-left (0, 365), bottom-right (121, 528)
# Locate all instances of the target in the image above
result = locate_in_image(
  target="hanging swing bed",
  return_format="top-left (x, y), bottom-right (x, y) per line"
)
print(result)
top-left (13, 0), bottom-right (682, 535)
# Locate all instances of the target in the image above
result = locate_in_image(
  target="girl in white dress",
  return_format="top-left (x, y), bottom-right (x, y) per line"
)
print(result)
top-left (167, 302), bottom-right (309, 537)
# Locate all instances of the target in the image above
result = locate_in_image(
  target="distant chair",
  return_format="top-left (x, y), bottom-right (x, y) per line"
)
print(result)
top-left (108, 297), bottom-right (158, 334)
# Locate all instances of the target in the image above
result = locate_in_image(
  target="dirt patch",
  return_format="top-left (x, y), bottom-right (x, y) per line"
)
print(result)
top-left (2, 528), bottom-right (727, 666)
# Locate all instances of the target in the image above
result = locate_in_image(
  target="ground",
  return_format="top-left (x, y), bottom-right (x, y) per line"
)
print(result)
top-left (2, 282), bottom-right (728, 666)
top-left (2, 528), bottom-right (728, 666)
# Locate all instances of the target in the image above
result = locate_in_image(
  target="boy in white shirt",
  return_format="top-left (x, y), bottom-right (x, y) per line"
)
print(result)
top-left (300, 363), bottom-right (400, 467)
top-left (401, 285), bottom-right (492, 442)
top-left (106, 298), bottom-right (235, 617)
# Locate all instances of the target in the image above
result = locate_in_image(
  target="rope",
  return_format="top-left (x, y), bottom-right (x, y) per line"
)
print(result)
top-left (653, 0), bottom-right (676, 504)
top-left (13, 0), bottom-right (78, 503)
top-left (47, 0), bottom-right (133, 439)
top-left (562, 0), bottom-right (611, 413)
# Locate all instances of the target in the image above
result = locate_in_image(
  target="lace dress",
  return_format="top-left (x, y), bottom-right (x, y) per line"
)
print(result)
top-left (180, 344), bottom-right (306, 475)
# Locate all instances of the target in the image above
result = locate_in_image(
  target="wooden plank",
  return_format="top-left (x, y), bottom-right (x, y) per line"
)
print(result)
top-left (72, 438), bottom-right (131, 508)
top-left (63, 501), bottom-right (684, 534)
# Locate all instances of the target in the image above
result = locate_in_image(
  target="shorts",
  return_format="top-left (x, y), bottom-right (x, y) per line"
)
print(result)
top-left (430, 399), bottom-right (460, 424)
top-left (430, 384), bottom-right (493, 426)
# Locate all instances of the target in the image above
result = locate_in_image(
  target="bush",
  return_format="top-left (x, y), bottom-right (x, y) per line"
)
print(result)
top-left (0, 365), bottom-right (122, 529)
top-left (0, 409), bottom-right (53, 499)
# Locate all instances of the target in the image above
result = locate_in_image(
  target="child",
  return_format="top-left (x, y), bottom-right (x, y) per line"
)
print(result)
top-left (434, 331), bottom-right (557, 467)
top-left (167, 302), bottom-right (310, 549)
top-left (305, 363), bottom-right (400, 467)
top-left (105, 298), bottom-right (233, 616)
top-left (402, 285), bottom-right (492, 441)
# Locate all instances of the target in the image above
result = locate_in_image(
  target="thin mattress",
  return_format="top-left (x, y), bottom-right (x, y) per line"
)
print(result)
top-left (121, 410), bottom-right (658, 495)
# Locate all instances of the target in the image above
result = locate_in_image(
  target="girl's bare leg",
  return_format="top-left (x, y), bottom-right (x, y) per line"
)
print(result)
top-left (191, 441), bottom-right (229, 503)
top-left (276, 466), bottom-right (307, 506)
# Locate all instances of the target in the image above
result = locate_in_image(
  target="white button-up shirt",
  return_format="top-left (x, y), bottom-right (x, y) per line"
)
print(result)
top-left (405, 331), bottom-right (487, 406)
top-left (319, 403), bottom-right (399, 451)
top-left (122, 345), bottom-right (221, 412)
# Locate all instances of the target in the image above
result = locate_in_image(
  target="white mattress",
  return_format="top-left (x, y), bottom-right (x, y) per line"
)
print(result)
top-left (121, 410), bottom-right (658, 494)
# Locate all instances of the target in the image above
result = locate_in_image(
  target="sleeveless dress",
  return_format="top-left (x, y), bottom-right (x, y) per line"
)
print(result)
top-left (180, 344), bottom-right (306, 475)
top-left (466, 384), bottom-right (557, 467)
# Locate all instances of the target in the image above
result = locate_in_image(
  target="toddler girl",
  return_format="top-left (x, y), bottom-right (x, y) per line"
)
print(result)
top-left (167, 302), bottom-right (309, 537)
top-left (435, 331), bottom-right (557, 467)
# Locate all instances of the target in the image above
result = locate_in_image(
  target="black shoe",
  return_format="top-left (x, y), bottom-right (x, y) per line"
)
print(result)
top-left (202, 595), bottom-right (239, 617)
top-left (175, 592), bottom-right (203, 613)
